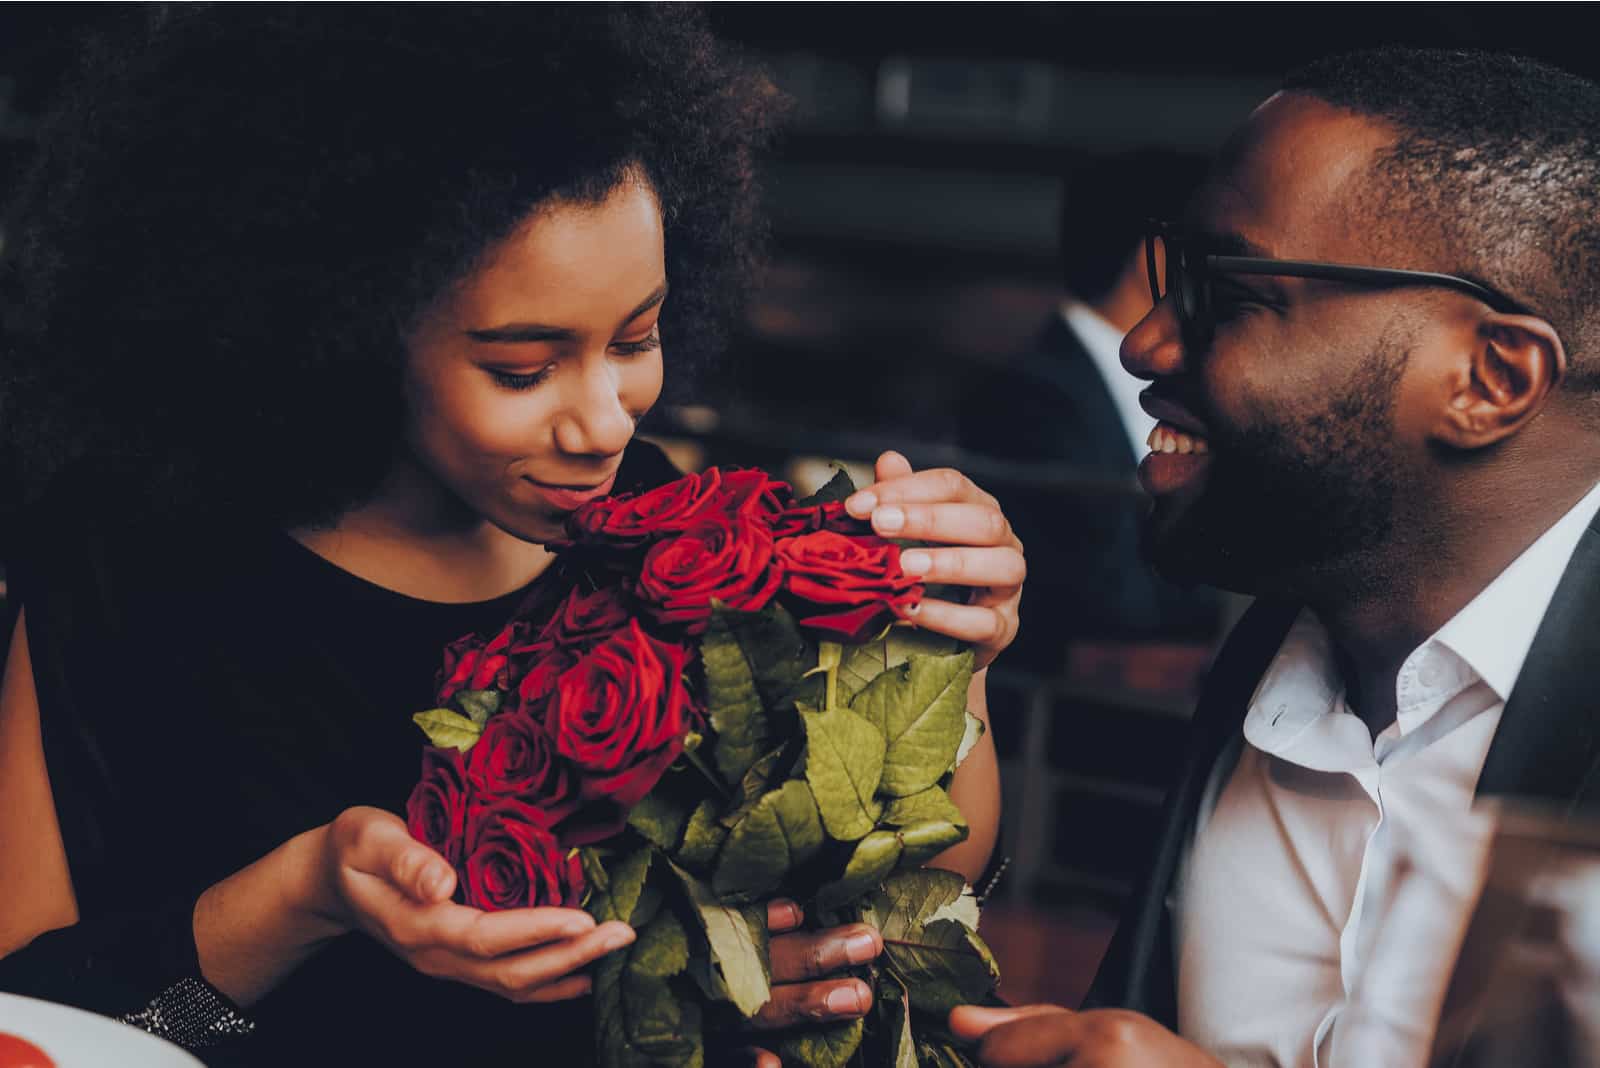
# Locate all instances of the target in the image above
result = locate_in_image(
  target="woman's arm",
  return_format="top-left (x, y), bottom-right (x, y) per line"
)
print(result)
top-left (932, 669), bottom-right (1001, 884)
top-left (2, 611), bottom-right (632, 1016)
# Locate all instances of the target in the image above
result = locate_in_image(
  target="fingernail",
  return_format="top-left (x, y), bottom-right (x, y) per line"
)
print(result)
top-left (825, 985), bottom-right (865, 1016)
top-left (875, 506), bottom-right (905, 533)
top-left (563, 917), bottom-right (595, 938)
top-left (900, 550), bottom-right (930, 575)
top-left (846, 491), bottom-right (877, 518)
top-left (604, 927), bottom-right (635, 952)
top-left (422, 865), bottom-right (452, 899)
top-left (844, 931), bottom-right (880, 964)
top-left (779, 902), bottom-right (803, 928)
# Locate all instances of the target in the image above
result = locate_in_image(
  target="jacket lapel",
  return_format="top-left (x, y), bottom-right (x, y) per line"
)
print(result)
top-left (1476, 515), bottom-right (1600, 806)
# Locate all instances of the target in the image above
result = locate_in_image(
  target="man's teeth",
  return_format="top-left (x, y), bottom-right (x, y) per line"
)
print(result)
top-left (1146, 421), bottom-right (1210, 455)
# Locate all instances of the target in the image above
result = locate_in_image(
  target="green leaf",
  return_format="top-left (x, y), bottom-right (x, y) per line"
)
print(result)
top-left (410, 708), bottom-right (484, 753)
top-left (775, 1019), bottom-right (865, 1068)
top-left (927, 886), bottom-right (982, 932)
top-left (860, 869), bottom-right (969, 942)
top-left (801, 702), bottom-right (886, 840)
top-left (720, 602), bottom-right (813, 713)
top-left (883, 918), bottom-right (1000, 1014)
top-left (955, 712), bottom-right (985, 769)
top-left (882, 975), bottom-right (920, 1068)
top-left (579, 847), bottom-right (611, 895)
top-left (918, 1041), bottom-right (977, 1068)
top-left (883, 787), bottom-right (967, 831)
top-left (714, 779), bottom-right (824, 901)
top-left (720, 744), bottom-right (794, 829)
top-left (629, 909), bottom-right (690, 979)
top-left (594, 951), bottom-right (654, 1068)
top-left (627, 790), bottom-right (691, 853)
top-left (589, 846), bottom-right (653, 927)
top-left (622, 912), bottom-right (701, 1064)
top-left (795, 467), bottom-right (856, 507)
top-left (897, 820), bottom-right (968, 868)
top-left (702, 611), bottom-right (771, 784)
top-left (817, 830), bottom-right (902, 909)
top-left (450, 688), bottom-right (501, 727)
top-left (850, 653), bottom-right (973, 797)
top-left (668, 860), bottom-right (772, 1017)
top-left (676, 800), bottom-right (728, 872)
top-left (886, 626), bottom-right (961, 663)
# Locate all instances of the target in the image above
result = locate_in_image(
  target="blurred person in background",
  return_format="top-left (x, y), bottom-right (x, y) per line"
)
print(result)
top-left (959, 150), bottom-right (1219, 676)
top-left (950, 47), bottom-right (1600, 1068)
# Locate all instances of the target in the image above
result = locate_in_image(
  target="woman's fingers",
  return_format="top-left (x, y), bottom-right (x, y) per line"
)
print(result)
top-left (431, 905), bottom-right (598, 959)
top-left (747, 977), bottom-right (875, 1030)
top-left (847, 466), bottom-right (998, 518)
top-left (900, 546), bottom-right (1026, 589)
top-left (768, 923), bottom-right (881, 982)
top-left (868, 502), bottom-right (1015, 549)
top-left (900, 596), bottom-right (1017, 652)
top-left (518, 973), bottom-right (594, 1004)
top-left (332, 806), bottom-right (456, 905)
top-left (441, 920), bottom-right (635, 1002)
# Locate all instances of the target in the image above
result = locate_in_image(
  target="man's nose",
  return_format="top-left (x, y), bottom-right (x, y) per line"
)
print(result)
top-left (1120, 294), bottom-right (1187, 381)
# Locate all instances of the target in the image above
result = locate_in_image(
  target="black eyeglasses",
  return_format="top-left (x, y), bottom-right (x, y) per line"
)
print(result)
top-left (1145, 220), bottom-right (1527, 351)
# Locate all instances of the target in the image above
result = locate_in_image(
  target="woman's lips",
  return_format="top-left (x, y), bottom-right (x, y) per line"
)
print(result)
top-left (1138, 420), bottom-right (1213, 497)
top-left (526, 471), bottom-right (618, 511)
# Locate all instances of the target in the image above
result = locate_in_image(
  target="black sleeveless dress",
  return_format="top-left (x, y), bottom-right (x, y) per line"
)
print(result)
top-left (1, 441), bottom-right (679, 1066)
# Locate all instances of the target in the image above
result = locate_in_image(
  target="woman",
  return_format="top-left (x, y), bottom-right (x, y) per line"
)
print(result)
top-left (0, 8), bottom-right (1021, 1065)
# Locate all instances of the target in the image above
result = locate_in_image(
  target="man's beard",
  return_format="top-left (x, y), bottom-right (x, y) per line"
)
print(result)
top-left (1144, 344), bottom-right (1408, 595)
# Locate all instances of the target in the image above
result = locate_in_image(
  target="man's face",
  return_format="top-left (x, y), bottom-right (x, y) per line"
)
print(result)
top-left (1122, 94), bottom-right (1447, 595)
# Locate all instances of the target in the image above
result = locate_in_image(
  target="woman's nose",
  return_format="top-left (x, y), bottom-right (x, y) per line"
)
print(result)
top-left (1120, 294), bottom-right (1188, 381)
top-left (553, 358), bottom-right (634, 457)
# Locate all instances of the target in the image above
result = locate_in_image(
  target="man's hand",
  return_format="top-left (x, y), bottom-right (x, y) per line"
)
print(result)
top-left (738, 898), bottom-right (882, 1066)
top-left (949, 1004), bottom-right (1225, 1068)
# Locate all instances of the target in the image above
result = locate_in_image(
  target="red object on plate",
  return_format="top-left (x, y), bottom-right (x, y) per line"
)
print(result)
top-left (0, 1033), bottom-right (55, 1068)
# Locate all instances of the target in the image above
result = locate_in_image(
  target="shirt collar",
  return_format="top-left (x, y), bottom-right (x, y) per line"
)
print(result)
top-left (1432, 478), bottom-right (1600, 703)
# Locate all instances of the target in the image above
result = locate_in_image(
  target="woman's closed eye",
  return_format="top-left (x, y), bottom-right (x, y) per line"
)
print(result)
top-left (487, 329), bottom-right (660, 392)
top-left (610, 327), bottom-right (661, 358)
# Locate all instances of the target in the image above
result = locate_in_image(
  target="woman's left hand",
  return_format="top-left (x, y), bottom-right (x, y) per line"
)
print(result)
top-left (845, 451), bottom-right (1025, 669)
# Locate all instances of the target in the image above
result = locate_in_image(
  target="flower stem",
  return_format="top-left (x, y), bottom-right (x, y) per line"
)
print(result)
top-left (819, 640), bottom-right (843, 710)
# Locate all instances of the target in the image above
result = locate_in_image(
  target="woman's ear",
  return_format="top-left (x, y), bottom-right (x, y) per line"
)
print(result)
top-left (1436, 313), bottom-right (1566, 449)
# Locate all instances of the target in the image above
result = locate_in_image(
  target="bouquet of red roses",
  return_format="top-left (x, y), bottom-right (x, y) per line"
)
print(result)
top-left (406, 467), bottom-right (999, 1067)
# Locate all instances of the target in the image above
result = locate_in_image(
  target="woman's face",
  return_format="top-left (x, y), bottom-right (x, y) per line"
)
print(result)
top-left (403, 176), bottom-right (667, 543)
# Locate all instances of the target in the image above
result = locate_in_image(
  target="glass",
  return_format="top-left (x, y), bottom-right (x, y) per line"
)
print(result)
top-left (1145, 220), bottom-right (1528, 352)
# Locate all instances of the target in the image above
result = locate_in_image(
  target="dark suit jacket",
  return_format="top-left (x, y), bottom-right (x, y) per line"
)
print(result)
top-left (958, 314), bottom-right (1218, 671)
top-left (1084, 505), bottom-right (1600, 1031)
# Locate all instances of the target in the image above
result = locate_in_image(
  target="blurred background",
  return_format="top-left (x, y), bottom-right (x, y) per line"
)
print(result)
top-left (4, 2), bottom-right (1597, 1009)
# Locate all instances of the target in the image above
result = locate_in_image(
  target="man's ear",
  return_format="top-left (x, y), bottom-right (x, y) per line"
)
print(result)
top-left (1436, 313), bottom-right (1566, 448)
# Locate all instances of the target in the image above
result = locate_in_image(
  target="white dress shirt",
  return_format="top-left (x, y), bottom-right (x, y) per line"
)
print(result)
top-left (1175, 480), bottom-right (1600, 1068)
top-left (1059, 299), bottom-right (1155, 460)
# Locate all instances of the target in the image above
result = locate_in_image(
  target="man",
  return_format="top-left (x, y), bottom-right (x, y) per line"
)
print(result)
top-left (958, 150), bottom-right (1216, 671)
top-left (951, 48), bottom-right (1600, 1066)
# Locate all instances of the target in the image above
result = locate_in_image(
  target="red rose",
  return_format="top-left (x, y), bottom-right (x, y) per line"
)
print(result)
top-left (636, 515), bottom-right (783, 634)
top-left (708, 469), bottom-right (792, 523)
top-left (436, 623), bottom-right (520, 703)
top-left (535, 586), bottom-right (632, 649)
top-left (462, 798), bottom-right (584, 911)
top-left (771, 499), bottom-right (866, 538)
top-left (465, 709), bottom-right (580, 825)
top-left (569, 469), bottom-right (725, 545)
top-left (775, 530), bottom-right (924, 642)
top-left (405, 747), bottom-right (471, 867)
top-left (548, 620), bottom-right (696, 808)
top-left (515, 648), bottom-right (576, 712)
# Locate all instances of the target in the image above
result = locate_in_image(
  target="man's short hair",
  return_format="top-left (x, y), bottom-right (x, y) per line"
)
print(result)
top-left (1283, 48), bottom-right (1600, 397)
top-left (1059, 149), bottom-right (1207, 305)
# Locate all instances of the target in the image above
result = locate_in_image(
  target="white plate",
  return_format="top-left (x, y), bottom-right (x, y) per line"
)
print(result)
top-left (0, 993), bottom-right (206, 1067)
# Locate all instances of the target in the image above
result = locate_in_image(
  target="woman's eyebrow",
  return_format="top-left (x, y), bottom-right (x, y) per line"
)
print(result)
top-left (465, 282), bottom-right (669, 343)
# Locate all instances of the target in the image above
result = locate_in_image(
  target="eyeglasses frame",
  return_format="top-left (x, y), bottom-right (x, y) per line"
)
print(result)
top-left (1144, 219), bottom-right (1528, 350)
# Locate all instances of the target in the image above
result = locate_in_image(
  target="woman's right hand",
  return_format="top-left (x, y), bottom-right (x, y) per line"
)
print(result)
top-left (312, 806), bottom-right (635, 1003)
